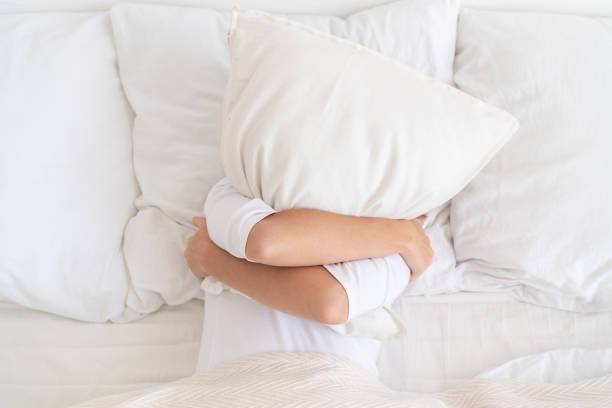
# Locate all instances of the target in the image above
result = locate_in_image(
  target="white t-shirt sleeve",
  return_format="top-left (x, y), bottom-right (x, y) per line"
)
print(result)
top-left (324, 254), bottom-right (412, 322)
top-left (204, 177), bottom-right (276, 261)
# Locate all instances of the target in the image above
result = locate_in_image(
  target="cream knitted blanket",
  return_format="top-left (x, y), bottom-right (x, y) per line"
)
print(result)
top-left (73, 352), bottom-right (612, 408)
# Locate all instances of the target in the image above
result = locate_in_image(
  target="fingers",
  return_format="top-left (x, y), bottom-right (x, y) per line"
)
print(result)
top-left (416, 215), bottom-right (427, 226)
top-left (409, 262), bottom-right (426, 283)
top-left (409, 270), bottom-right (421, 283)
top-left (192, 216), bottom-right (206, 229)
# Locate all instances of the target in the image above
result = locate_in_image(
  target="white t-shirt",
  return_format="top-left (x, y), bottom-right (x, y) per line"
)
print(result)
top-left (196, 178), bottom-right (412, 376)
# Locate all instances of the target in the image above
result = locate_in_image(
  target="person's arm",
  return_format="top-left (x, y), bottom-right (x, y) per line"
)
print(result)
top-left (204, 178), bottom-right (426, 268)
top-left (194, 178), bottom-right (432, 324)
top-left (185, 217), bottom-right (348, 325)
top-left (323, 253), bottom-right (412, 322)
top-left (246, 209), bottom-right (424, 267)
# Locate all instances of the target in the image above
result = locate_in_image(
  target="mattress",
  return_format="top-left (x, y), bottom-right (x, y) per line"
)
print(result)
top-left (3, 293), bottom-right (612, 407)
top-left (0, 300), bottom-right (204, 408)
top-left (379, 293), bottom-right (612, 392)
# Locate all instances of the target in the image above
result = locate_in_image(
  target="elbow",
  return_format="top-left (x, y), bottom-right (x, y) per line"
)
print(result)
top-left (245, 216), bottom-right (283, 264)
top-left (313, 289), bottom-right (349, 325)
top-left (244, 228), bottom-right (276, 264)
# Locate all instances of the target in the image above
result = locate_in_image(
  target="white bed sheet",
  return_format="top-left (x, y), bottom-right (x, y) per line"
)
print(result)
top-left (477, 347), bottom-right (612, 384)
top-left (378, 293), bottom-right (612, 392)
top-left (0, 300), bottom-right (204, 408)
top-left (3, 293), bottom-right (612, 407)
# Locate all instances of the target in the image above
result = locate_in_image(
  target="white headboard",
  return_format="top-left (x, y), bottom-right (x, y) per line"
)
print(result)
top-left (2, 0), bottom-right (612, 16)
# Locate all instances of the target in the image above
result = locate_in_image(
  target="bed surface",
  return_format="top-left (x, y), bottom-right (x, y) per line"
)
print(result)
top-left (0, 300), bottom-right (204, 408)
top-left (379, 293), bottom-right (612, 392)
top-left (3, 293), bottom-right (612, 407)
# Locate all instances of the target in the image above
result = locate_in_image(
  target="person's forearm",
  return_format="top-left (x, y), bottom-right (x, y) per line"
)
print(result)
top-left (205, 243), bottom-right (349, 324)
top-left (203, 178), bottom-right (422, 268)
top-left (246, 209), bottom-right (411, 267)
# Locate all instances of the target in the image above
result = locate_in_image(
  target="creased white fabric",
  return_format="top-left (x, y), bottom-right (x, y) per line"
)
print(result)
top-left (195, 291), bottom-right (382, 378)
top-left (477, 348), bottom-right (612, 385)
top-left (452, 10), bottom-right (612, 312)
top-left (6, 293), bottom-right (612, 406)
top-left (221, 7), bottom-right (517, 222)
top-left (110, 0), bottom-right (462, 317)
top-left (0, 11), bottom-right (138, 322)
top-left (73, 351), bottom-right (612, 408)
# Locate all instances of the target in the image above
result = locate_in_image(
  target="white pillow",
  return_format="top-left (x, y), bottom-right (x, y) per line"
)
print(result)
top-left (452, 10), bottom-right (612, 311)
top-left (0, 12), bottom-right (138, 321)
top-left (110, 0), bottom-right (463, 316)
top-left (222, 8), bottom-right (517, 220)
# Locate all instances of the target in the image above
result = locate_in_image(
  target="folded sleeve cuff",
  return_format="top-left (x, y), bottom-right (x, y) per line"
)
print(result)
top-left (323, 253), bottom-right (411, 322)
top-left (204, 178), bottom-right (277, 259)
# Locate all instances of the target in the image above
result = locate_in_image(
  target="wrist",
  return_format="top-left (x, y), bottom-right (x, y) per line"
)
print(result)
top-left (199, 242), bottom-right (226, 277)
top-left (389, 218), bottom-right (413, 253)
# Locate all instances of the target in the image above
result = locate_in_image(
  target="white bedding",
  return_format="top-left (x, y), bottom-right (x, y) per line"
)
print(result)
top-left (478, 347), bottom-right (612, 384)
top-left (379, 293), bottom-right (612, 392)
top-left (3, 292), bottom-right (612, 407)
top-left (2, 1), bottom-right (611, 408)
top-left (73, 352), bottom-right (612, 408)
top-left (0, 300), bottom-right (203, 408)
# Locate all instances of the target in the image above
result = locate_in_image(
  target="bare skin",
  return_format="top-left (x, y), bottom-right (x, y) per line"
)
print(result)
top-left (246, 210), bottom-right (422, 266)
top-left (185, 218), bottom-right (348, 324)
top-left (184, 210), bottom-right (433, 325)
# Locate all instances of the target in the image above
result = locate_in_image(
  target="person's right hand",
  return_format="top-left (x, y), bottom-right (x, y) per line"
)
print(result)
top-left (184, 217), bottom-right (218, 280)
top-left (399, 215), bottom-right (434, 283)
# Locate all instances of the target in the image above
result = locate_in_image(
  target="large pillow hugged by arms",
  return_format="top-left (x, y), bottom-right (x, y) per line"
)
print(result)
top-left (221, 8), bottom-right (518, 220)
top-left (202, 8), bottom-right (518, 339)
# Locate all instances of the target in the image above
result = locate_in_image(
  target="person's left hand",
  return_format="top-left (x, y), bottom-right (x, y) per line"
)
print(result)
top-left (184, 216), bottom-right (216, 279)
